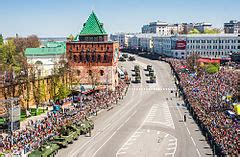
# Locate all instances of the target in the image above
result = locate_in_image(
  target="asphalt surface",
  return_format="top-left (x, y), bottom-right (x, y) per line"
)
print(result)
top-left (56, 54), bottom-right (213, 157)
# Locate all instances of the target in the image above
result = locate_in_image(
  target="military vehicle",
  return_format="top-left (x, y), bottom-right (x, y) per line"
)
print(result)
top-left (147, 65), bottom-right (152, 71)
top-left (119, 57), bottom-right (126, 62)
top-left (52, 126), bottom-right (78, 147)
top-left (135, 75), bottom-right (141, 83)
top-left (128, 56), bottom-right (135, 61)
top-left (134, 65), bottom-right (140, 72)
top-left (122, 54), bottom-right (128, 58)
top-left (149, 70), bottom-right (154, 77)
top-left (149, 75), bottom-right (156, 83)
top-left (135, 70), bottom-right (140, 76)
top-left (76, 120), bottom-right (94, 135)
top-left (28, 142), bottom-right (60, 157)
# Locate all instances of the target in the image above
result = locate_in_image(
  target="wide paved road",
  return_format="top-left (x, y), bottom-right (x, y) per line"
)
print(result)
top-left (57, 54), bottom-right (213, 157)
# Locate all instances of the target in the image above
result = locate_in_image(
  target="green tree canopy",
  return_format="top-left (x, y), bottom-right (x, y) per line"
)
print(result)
top-left (0, 34), bottom-right (3, 45)
top-left (204, 28), bottom-right (221, 34)
top-left (189, 29), bottom-right (200, 34)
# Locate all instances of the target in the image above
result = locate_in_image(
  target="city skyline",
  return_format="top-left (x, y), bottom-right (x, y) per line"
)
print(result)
top-left (0, 0), bottom-right (240, 37)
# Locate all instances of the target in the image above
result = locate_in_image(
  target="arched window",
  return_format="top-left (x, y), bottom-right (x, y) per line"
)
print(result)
top-left (97, 54), bottom-right (101, 62)
top-left (79, 55), bottom-right (82, 62)
top-left (73, 55), bottom-right (77, 62)
top-left (104, 53), bottom-right (108, 62)
top-left (100, 70), bottom-right (104, 76)
top-left (77, 70), bottom-right (81, 76)
top-left (88, 70), bottom-right (92, 76)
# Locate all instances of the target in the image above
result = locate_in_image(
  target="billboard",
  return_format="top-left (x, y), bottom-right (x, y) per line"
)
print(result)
top-left (175, 40), bottom-right (186, 50)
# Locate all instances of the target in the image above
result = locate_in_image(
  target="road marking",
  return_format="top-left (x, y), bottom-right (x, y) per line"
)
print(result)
top-left (186, 127), bottom-right (191, 135)
top-left (92, 110), bottom-right (137, 157)
top-left (191, 136), bottom-right (197, 146)
top-left (167, 147), bottom-right (175, 150)
top-left (157, 131), bottom-right (160, 135)
top-left (117, 151), bottom-right (126, 154)
top-left (164, 134), bottom-right (169, 138)
top-left (165, 152), bottom-right (174, 156)
top-left (120, 147), bottom-right (128, 150)
top-left (169, 139), bottom-right (176, 142)
top-left (168, 143), bottom-right (176, 146)
top-left (196, 148), bottom-right (201, 157)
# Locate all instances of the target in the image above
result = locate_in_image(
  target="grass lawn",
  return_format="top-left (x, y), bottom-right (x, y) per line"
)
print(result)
top-left (20, 108), bottom-right (46, 121)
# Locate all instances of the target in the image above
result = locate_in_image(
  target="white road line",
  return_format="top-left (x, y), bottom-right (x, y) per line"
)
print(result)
top-left (164, 134), bottom-right (169, 138)
top-left (120, 147), bottom-right (128, 150)
top-left (186, 127), bottom-right (191, 135)
top-left (117, 151), bottom-right (126, 154)
top-left (196, 148), bottom-right (201, 157)
top-left (169, 139), bottom-right (176, 142)
top-left (167, 147), bottom-right (175, 150)
top-left (191, 137), bottom-right (197, 146)
top-left (165, 152), bottom-right (174, 156)
top-left (92, 111), bottom-right (137, 157)
top-left (168, 143), bottom-right (176, 146)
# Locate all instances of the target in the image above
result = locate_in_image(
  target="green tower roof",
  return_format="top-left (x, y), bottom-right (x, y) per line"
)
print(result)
top-left (79, 11), bottom-right (107, 36)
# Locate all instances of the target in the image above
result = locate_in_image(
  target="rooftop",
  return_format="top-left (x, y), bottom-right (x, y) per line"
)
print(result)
top-left (79, 11), bottom-right (107, 36)
top-left (25, 42), bottom-right (66, 56)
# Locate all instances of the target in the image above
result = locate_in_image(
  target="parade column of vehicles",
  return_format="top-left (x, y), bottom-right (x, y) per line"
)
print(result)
top-left (133, 64), bottom-right (156, 83)
top-left (28, 119), bottom-right (94, 157)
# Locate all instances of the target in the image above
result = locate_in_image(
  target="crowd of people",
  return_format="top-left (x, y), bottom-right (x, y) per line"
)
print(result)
top-left (0, 80), bottom-right (128, 155)
top-left (167, 58), bottom-right (239, 155)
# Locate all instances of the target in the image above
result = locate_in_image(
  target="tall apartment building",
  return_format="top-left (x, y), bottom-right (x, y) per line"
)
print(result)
top-left (141, 21), bottom-right (169, 35)
top-left (153, 34), bottom-right (240, 59)
top-left (224, 20), bottom-right (240, 34)
top-left (110, 33), bottom-right (134, 48)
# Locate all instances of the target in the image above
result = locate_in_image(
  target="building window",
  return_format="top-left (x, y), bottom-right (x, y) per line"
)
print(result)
top-left (86, 54), bottom-right (90, 62)
top-left (77, 70), bottom-right (80, 76)
top-left (97, 54), bottom-right (101, 62)
top-left (104, 53), bottom-right (108, 62)
top-left (73, 55), bottom-right (77, 62)
top-left (88, 70), bottom-right (92, 76)
top-left (100, 70), bottom-right (104, 76)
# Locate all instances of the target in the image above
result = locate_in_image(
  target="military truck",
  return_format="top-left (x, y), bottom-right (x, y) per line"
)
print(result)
top-left (135, 70), bottom-right (140, 76)
top-left (135, 75), bottom-right (141, 83)
top-left (28, 142), bottom-right (60, 157)
top-left (147, 65), bottom-right (152, 71)
top-left (76, 120), bottom-right (94, 135)
top-left (119, 57), bottom-right (126, 62)
top-left (149, 70), bottom-right (154, 77)
top-left (149, 75), bottom-right (156, 83)
top-left (52, 126), bottom-right (78, 147)
top-left (134, 65), bottom-right (140, 72)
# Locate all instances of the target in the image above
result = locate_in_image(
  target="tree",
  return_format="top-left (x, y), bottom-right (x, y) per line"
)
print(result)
top-left (205, 63), bottom-right (220, 74)
top-left (57, 83), bottom-right (70, 100)
top-left (186, 53), bottom-right (200, 72)
top-left (14, 35), bottom-right (41, 54)
top-left (0, 34), bottom-right (3, 45)
top-left (189, 29), bottom-right (200, 34)
top-left (203, 28), bottom-right (221, 34)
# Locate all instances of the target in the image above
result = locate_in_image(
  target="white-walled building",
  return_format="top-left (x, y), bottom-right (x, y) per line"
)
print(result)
top-left (128, 34), bottom-right (158, 52)
top-left (142, 21), bottom-right (170, 35)
top-left (110, 33), bottom-right (134, 48)
top-left (25, 42), bottom-right (66, 77)
top-left (153, 34), bottom-right (240, 59)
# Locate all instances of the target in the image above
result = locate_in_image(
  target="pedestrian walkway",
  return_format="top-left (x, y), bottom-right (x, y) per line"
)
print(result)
top-left (129, 87), bottom-right (176, 91)
top-left (20, 106), bottom-right (53, 129)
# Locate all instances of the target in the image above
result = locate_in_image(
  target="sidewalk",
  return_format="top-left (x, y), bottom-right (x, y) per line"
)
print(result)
top-left (20, 106), bottom-right (53, 129)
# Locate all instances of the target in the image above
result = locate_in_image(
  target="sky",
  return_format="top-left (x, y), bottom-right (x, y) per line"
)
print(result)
top-left (0, 0), bottom-right (239, 38)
